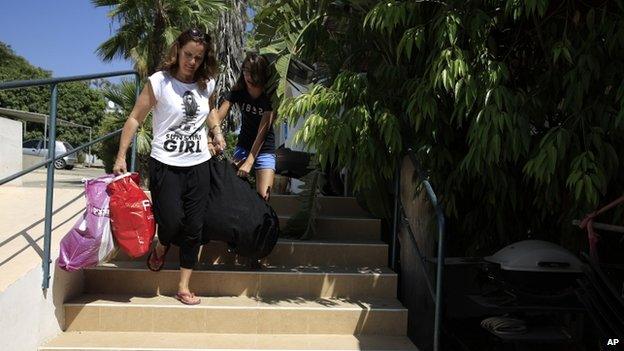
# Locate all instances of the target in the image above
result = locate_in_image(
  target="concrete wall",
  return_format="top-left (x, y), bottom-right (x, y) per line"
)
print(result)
top-left (0, 262), bottom-right (84, 351)
top-left (0, 185), bottom-right (86, 350)
top-left (0, 117), bottom-right (22, 185)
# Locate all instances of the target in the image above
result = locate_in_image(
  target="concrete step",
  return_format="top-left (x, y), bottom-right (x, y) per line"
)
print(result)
top-left (112, 239), bottom-right (389, 267)
top-left (40, 331), bottom-right (419, 350)
top-left (85, 262), bottom-right (397, 299)
top-left (269, 195), bottom-right (372, 218)
top-left (278, 215), bottom-right (381, 241)
top-left (63, 295), bottom-right (408, 335)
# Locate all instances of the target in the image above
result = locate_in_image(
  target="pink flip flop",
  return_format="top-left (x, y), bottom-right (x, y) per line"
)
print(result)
top-left (175, 292), bottom-right (201, 305)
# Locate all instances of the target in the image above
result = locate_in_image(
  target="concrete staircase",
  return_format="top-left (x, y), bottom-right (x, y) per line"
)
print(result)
top-left (40, 195), bottom-right (418, 350)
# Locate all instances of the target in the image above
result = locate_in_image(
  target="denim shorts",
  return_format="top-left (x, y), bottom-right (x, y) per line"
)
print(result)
top-left (233, 146), bottom-right (276, 171)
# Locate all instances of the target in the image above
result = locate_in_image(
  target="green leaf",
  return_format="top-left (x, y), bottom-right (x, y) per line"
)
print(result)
top-left (552, 42), bottom-right (562, 63)
top-left (275, 54), bottom-right (292, 98)
top-left (397, 26), bottom-right (424, 60)
top-left (562, 46), bottom-right (573, 64)
top-left (616, 107), bottom-right (624, 129)
top-left (574, 177), bottom-right (585, 201)
top-left (587, 9), bottom-right (595, 29)
top-left (491, 134), bottom-right (501, 162)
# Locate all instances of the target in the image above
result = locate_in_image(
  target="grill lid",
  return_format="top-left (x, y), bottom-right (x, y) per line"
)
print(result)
top-left (484, 240), bottom-right (582, 273)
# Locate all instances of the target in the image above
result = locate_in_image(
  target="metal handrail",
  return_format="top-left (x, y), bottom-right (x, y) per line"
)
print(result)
top-left (0, 129), bottom-right (122, 186)
top-left (391, 147), bottom-right (446, 351)
top-left (0, 70), bottom-right (137, 90)
top-left (399, 212), bottom-right (437, 300)
top-left (0, 70), bottom-right (140, 290)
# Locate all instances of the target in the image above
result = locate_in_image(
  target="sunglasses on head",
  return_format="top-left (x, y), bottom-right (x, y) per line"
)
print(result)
top-left (187, 28), bottom-right (208, 41)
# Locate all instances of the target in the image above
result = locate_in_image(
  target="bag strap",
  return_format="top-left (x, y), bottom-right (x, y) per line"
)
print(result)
top-left (112, 172), bottom-right (134, 182)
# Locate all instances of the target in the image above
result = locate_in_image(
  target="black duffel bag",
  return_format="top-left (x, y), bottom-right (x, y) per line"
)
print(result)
top-left (201, 156), bottom-right (279, 260)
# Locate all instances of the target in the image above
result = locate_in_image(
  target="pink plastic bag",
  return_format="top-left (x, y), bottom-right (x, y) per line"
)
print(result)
top-left (58, 174), bottom-right (116, 271)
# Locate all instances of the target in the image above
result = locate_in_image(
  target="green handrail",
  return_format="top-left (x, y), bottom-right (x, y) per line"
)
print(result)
top-left (0, 70), bottom-right (140, 289)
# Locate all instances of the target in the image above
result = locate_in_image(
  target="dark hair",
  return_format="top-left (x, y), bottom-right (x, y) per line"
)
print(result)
top-left (159, 28), bottom-right (218, 90)
top-left (232, 52), bottom-right (271, 91)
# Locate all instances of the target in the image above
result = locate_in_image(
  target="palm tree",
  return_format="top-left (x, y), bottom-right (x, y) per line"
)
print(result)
top-left (96, 80), bottom-right (153, 174)
top-left (215, 0), bottom-right (248, 132)
top-left (93, 0), bottom-right (227, 77)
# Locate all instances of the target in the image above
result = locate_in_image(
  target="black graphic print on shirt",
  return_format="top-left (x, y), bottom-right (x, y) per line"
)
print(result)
top-left (164, 90), bottom-right (203, 154)
top-left (168, 91), bottom-right (201, 136)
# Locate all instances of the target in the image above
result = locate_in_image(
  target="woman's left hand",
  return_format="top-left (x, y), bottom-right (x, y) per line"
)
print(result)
top-left (237, 160), bottom-right (253, 178)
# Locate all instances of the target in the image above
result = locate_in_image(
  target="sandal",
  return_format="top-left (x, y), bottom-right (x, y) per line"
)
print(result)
top-left (175, 291), bottom-right (201, 305)
top-left (147, 244), bottom-right (170, 272)
top-left (247, 258), bottom-right (264, 270)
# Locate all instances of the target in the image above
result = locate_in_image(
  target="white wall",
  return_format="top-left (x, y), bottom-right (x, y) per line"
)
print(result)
top-left (0, 261), bottom-right (84, 351)
top-left (279, 81), bottom-right (314, 194)
top-left (0, 117), bottom-right (22, 185)
top-left (283, 82), bottom-right (313, 153)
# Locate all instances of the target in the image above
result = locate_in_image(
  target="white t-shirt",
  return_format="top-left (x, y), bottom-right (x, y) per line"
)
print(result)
top-left (148, 71), bottom-right (215, 167)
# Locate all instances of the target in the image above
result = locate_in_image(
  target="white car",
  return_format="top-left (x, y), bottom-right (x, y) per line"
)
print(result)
top-left (22, 139), bottom-right (77, 170)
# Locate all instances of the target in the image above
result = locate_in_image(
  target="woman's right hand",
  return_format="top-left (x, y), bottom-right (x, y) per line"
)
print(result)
top-left (113, 157), bottom-right (127, 175)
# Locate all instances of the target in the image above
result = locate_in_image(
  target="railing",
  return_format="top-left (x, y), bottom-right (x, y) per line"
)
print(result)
top-left (390, 147), bottom-right (446, 351)
top-left (0, 70), bottom-right (140, 289)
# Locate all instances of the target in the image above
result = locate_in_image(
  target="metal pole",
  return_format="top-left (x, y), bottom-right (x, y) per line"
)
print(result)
top-left (130, 74), bottom-right (140, 172)
top-left (390, 162), bottom-right (400, 272)
top-left (42, 84), bottom-right (58, 290)
top-left (88, 128), bottom-right (92, 167)
top-left (406, 148), bottom-right (445, 351)
top-left (433, 211), bottom-right (446, 351)
top-left (44, 114), bottom-right (47, 147)
top-left (343, 169), bottom-right (348, 197)
top-left (0, 70), bottom-right (138, 90)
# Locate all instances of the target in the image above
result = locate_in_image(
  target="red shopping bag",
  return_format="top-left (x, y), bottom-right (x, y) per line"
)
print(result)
top-left (107, 172), bottom-right (155, 257)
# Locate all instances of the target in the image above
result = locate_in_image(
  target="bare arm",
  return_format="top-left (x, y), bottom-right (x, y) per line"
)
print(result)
top-left (113, 81), bottom-right (156, 174)
top-left (246, 110), bottom-right (276, 164)
top-left (207, 99), bottom-right (232, 153)
top-left (207, 99), bottom-right (231, 130)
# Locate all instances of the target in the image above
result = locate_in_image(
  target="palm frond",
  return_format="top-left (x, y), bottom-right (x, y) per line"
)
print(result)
top-left (91, 0), bottom-right (121, 7)
top-left (96, 0), bottom-right (227, 77)
top-left (103, 79), bottom-right (140, 114)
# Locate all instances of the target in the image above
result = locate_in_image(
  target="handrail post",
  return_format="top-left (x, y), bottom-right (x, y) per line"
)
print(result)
top-left (406, 148), bottom-right (445, 351)
top-left (391, 162), bottom-right (400, 271)
top-left (433, 210), bottom-right (445, 351)
top-left (42, 84), bottom-right (58, 290)
top-left (88, 128), bottom-right (92, 167)
top-left (130, 73), bottom-right (141, 172)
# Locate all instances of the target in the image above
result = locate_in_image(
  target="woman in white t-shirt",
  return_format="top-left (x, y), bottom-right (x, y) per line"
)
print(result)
top-left (113, 28), bottom-right (226, 305)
